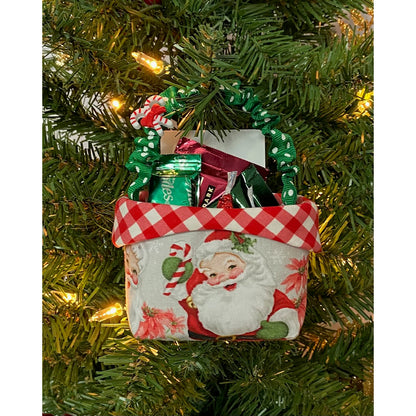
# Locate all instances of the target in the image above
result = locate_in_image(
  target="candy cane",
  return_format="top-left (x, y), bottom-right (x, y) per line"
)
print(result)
top-left (152, 114), bottom-right (174, 136)
top-left (130, 108), bottom-right (173, 133)
top-left (163, 243), bottom-right (192, 296)
top-left (145, 95), bottom-right (166, 108)
top-left (130, 95), bottom-right (174, 136)
top-left (130, 107), bottom-right (148, 129)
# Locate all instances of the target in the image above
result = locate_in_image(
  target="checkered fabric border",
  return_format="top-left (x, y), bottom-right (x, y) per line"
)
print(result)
top-left (112, 195), bottom-right (321, 252)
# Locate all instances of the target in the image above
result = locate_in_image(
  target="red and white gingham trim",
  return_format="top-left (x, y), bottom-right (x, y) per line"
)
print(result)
top-left (112, 195), bottom-right (321, 252)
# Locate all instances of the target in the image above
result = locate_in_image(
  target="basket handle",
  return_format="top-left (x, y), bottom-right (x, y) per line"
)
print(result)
top-left (126, 82), bottom-right (299, 205)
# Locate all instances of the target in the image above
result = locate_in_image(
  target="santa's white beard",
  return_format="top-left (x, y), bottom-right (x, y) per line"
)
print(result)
top-left (126, 279), bottom-right (143, 335)
top-left (191, 261), bottom-right (276, 336)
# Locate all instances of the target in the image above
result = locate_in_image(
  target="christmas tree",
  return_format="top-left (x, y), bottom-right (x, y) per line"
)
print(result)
top-left (41, 0), bottom-right (374, 415)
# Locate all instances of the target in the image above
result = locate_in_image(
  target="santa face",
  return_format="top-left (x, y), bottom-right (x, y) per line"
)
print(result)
top-left (124, 243), bottom-right (146, 336)
top-left (191, 249), bottom-right (276, 336)
top-left (200, 252), bottom-right (246, 289)
top-left (125, 245), bottom-right (140, 286)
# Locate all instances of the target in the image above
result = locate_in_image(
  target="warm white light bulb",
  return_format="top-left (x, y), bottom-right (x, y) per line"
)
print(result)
top-left (62, 293), bottom-right (77, 303)
top-left (111, 99), bottom-right (122, 109)
top-left (132, 51), bottom-right (165, 75)
top-left (89, 303), bottom-right (124, 322)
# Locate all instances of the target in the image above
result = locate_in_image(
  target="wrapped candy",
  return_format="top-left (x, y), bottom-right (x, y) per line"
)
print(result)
top-left (231, 164), bottom-right (280, 208)
top-left (148, 154), bottom-right (201, 206)
top-left (198, 162), bottom-right (229, 207)
top-left (175, 138), bottom-right (268, 207)
top-left (217, 171), bottom-right (238, 208)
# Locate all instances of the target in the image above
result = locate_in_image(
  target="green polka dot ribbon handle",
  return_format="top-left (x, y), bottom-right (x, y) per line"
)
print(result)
top-left (127, 95), bottom-right (175, 200)
top-left (127, 82), bottom-right (299, 205)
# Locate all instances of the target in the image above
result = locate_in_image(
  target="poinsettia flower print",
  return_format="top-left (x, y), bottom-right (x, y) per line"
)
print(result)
top-left (134, 303), bottom-right (166, 339)
top-left (134, 303), bottom-right (186, 339)
top-left (282, 256), bottom-right (309, 294)
top-left (165, 314), bottom-right (186, 335)
top-left (295, 292), bottom-right (307, 327)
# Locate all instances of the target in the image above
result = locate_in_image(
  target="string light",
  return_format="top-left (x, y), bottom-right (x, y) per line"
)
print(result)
top-left (355, 88), bottom-right (373, 118)
top-left (89, 303), bottom-right (124, 322)
top-left (110, 98), bottom-right (123, 110)
top-left (61, 292), bottom-right (78, 303)
top-left (132, 51), bottom-right (165, 74)
top-left (47, 291), bottom-right (78, 303)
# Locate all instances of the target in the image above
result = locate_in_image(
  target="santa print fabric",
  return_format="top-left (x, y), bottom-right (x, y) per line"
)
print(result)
top-left (114, 197), bottom-right (321, 341)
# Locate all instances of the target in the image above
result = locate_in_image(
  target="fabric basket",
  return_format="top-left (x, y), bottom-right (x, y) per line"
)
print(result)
top-left (112, 83), bottom-right (321, 341)
top-left (112, 194), bottom-right (321, 341)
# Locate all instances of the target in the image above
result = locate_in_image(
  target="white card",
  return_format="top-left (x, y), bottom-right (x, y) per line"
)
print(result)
top-left (161, 129), bottom-right (266, 167)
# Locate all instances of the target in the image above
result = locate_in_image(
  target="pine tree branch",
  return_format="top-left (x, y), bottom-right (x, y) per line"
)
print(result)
top-left (42, 1), bottom-right (374, 414)
top-left (43, 120), bottom-right (132, 254)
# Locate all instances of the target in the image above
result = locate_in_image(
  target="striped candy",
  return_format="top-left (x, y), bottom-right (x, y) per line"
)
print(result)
top-left (163, 242), bottom-right (192, 296)
top-left (130, 95), bottom-right (174, 136)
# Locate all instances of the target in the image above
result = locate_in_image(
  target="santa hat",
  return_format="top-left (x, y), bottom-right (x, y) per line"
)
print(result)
top-left (195, 231), bottom-right (254, 268)
top-left (204, 230), bottom-right (243, 244)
